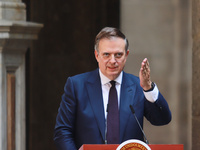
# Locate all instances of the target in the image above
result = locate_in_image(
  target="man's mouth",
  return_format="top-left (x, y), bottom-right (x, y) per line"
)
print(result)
top-left (107, 66), bottom-right (118, 70)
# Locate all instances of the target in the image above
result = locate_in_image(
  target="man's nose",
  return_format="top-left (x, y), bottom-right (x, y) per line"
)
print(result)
top-left (109, 55), bottom-right (117, 63)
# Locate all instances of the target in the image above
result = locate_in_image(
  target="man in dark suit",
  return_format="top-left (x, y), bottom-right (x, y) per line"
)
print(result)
top-left (54, 27), bottom-right (171, 150)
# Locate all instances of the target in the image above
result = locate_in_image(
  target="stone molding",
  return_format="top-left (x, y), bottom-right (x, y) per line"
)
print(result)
top-left (0, 1), bottom-right (26, 21)
top-left (0, 20), bottom-right (43, 53)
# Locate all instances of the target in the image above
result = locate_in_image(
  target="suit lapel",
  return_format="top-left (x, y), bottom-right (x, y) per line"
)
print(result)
top-left (86, 70), bottom-right (105, 141)
top-left (119, 72), bottom-right (137, 142)
top-left (85, 70), bottom-right (138, 143)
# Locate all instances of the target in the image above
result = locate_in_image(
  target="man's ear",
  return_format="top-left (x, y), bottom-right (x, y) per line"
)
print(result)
top-left (94, 50), bottom-right (99, 61)
top-left (126, 49), bottom-right (130, 57)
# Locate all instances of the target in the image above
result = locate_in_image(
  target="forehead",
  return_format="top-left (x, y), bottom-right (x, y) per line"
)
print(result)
top-left (98, 37), bottom-right (126, 52)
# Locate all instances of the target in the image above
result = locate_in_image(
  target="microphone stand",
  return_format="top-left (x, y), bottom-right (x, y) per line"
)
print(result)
top-left (129, 105), bottom-right (149, 144)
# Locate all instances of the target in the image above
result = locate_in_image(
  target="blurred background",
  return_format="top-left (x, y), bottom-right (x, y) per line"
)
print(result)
top-left (19, 0), bottom-right (192, 150)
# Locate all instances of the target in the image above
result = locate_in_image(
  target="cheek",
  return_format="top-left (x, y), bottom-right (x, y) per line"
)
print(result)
top-left (123, 57), bottom-right (127, 63)
top-left (119, 59), bottom-right (127, 67)
top-left (99, 60), bottom-right (107, 68)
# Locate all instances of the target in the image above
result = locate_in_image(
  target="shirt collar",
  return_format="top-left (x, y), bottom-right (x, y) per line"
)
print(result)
top-left (99, 69), bottom-right (123, 85)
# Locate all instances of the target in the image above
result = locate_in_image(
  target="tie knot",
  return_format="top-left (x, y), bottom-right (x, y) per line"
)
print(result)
top-left (110, 80), bottom-right (116, 87)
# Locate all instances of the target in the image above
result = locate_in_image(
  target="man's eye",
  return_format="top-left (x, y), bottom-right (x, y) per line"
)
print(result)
top-left (115, 53), bottom-right (123, 58)
top-left (103, 53), bottom-right (110, 57)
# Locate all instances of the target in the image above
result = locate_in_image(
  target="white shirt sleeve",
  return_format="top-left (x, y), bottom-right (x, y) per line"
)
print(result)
top-left (143, 83), bottom-right (159, 103)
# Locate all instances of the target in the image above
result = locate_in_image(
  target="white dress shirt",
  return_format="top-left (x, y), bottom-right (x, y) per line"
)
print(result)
top-left (99, 70), bottom-right (159, 118)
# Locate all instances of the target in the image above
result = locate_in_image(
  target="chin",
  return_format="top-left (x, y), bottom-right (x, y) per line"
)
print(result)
top-left (108, 74), bottom-right (119, 80)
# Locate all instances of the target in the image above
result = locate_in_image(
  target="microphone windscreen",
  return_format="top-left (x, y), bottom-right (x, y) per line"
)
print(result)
top-left (129, 105), bottom-right (135, 114)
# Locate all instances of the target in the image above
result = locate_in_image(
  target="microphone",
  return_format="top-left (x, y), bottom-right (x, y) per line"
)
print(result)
top-left (129, 105), bottom-right (149, 144)
top-left (105, 104), bottom-right (109, 144)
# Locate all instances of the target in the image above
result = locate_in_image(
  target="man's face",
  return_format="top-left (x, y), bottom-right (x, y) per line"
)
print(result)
top-left (95, 37), bottom-right (129, 80)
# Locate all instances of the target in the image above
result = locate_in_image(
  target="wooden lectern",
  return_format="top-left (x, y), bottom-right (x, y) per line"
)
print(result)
top-left (79, 144), bottom-right (184, 150)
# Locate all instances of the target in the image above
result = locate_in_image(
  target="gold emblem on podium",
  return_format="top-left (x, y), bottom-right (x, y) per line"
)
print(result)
top-left (116, 139), bottom-right (151, 150)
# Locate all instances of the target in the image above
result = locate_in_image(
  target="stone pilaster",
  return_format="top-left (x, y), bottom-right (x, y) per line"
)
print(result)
top-left (192, 0), bottom-right (200, 149)
top-left (0, 1), bottom-right (43, 150)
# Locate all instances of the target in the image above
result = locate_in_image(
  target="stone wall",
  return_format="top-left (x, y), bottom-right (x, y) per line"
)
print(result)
top-left (121, 0), bottom-right (192, 149)
top-left (192, 0), bottom-right (200, 149)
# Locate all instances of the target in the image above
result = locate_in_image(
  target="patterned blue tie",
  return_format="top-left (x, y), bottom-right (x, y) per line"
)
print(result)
top-left (106, 80), bottom-right (120, 144)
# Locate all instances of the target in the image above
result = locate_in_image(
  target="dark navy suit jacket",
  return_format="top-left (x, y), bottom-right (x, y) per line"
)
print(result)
top-left (54, 69), bottom-right (171, 150)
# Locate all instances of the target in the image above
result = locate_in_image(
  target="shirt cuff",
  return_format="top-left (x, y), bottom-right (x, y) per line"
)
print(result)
top-left (143, 83), bottom-right (159, 103)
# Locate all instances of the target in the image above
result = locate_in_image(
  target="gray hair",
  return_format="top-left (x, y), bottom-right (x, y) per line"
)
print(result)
top-left (94, 27), bottom-right (129, 52)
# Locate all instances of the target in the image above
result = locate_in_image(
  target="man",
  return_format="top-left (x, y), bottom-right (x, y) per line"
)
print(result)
top-left (54, 27), bottom-right (171, 150)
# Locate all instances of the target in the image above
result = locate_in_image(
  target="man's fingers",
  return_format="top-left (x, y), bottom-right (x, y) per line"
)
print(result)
top-left (139, 58), bottom-right (152, 90)
top-left (141, 58), bottom-right (150, 76)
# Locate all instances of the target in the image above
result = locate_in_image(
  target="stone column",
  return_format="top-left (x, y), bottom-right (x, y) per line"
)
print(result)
top-left (192, 0), bottom-right (200, 149)
top-left (0, 1), bottom-right (43, 150)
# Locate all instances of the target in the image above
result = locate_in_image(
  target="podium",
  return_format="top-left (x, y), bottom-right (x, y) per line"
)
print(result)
top-left (79, 144), bottom-right (184, 150)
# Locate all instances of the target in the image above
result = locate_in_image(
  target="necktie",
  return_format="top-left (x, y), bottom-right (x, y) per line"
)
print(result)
top-left (106, 80), bottom-right (120, 144)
